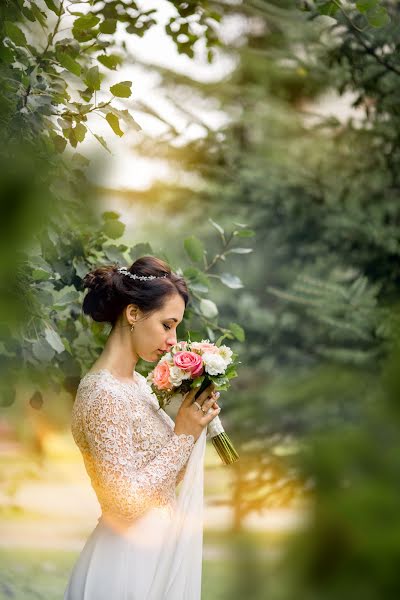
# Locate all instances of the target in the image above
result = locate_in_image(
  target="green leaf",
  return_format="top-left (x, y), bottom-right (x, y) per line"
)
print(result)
top-left (85, 65), bottom-right (101, 91)
top-left (0, 387), bottom-right (16, 408)
top-left (32, 338), bottom-right (55, 362)
top-left (220, 272), bottom-right (244, 289)
top-left (232, 222), bottom-right (248, 228)
top-left (79, 88), bottom-right (93, 102)
top-left (44, 328), bottom-right (65, 353)
top-left (32, 268), bottom-right (51, 281)
top-left (5, 22), bottom-right (27, 47)
top-left (234, 229), bottom-right (255, 238)
top-left (106, 113), bottom-right (124, 137)
top-left (74, 123), bottom-right (87, 143)
top-left (73, 14), bottom-right (100, 30)
top-left (356, 0), bottom-right (377, 13)
top-left (199, 299), bottom-right (218, 319)
top-left (100, 19), bottom-right (117, 34)
top-left (94, 134), bottom-right (111, 153)
top-left (184, 236), bottom-right (204, 262)
top-left (73, 256), bottom-right (89, 278)
top-left (71, 152), bottom-right (90, 168)
top-left (53, 134), bottom-right (67, 153)
top-left (120, 109), bottom-right (141, 131)
top-left (43, 0), bottom-right (62, 16)
top-left (229, 322), bottom-right (245, 342)
top-left (102, 211), bottom-right (121, 220)
top-left (104, 219), bottom-right (125, 239)
top-left (30, 3), bottom-right (48, 27)
top-left (54, 290), bottom-right (80, 308)
top-left (226, 247), bottom-right (253, 254)
top-left (57, 51), bottom-right (81, 76)
top-left (110, 81), bottom-right (132, 98)
top-left (104, 244), bottom-right (127, 263)
top-left (208, 218), bottom-right (224, 235)
top-left (22, 6), bottom-right (36, 22)
top-left (318, 1), bottom-right (340, 16)
top-left (367, 6), bottom-right (389, 27)
top-left (97, 54), bottom-right (122, 70)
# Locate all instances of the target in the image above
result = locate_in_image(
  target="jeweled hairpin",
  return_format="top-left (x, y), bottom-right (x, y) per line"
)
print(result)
top-left (117, 266), bottom-right (168, 281)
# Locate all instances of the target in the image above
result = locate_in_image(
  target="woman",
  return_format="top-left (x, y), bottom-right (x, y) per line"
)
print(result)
top-left (64, 256), bottom-right (221, 600)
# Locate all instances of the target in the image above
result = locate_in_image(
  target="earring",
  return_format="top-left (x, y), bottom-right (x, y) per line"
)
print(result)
top-left (130, 323), bottom-right (135, 332)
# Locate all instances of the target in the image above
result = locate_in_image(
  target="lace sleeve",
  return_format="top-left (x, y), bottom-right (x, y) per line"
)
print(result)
top-left (83, 386), bottom-right (195, 521)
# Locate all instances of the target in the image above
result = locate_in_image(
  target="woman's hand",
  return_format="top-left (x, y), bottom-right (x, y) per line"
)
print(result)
top-left (174, 382), bottom-right (221, 442)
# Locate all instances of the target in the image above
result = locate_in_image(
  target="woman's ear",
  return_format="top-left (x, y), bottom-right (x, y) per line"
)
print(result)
top-left (126, 304), bottom-right (138, 322)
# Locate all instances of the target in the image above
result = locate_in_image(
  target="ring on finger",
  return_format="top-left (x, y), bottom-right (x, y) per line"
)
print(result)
top-left (193, 401), bottom-right (202, 411)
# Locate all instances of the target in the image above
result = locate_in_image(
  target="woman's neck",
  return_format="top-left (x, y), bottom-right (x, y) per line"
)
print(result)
top-left (91, 325), bottom-right (138, 380)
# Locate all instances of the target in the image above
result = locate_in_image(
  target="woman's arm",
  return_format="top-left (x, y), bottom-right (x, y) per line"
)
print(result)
top-left (83, 385), bottom-right (194, 521)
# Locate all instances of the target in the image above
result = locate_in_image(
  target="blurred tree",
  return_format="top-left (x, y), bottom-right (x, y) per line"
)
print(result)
top-left (120, 0), bottom-right (400, 539)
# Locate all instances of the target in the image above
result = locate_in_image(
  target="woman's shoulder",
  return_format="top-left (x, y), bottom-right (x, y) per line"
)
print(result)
top-left (78, 369), bottom-right (147, 398)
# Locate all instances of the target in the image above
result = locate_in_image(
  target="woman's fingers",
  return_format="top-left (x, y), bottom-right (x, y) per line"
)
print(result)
top-left (182, 383), bottom-right (219, 409)
top-left (203, 405), bottom-right (221, 423)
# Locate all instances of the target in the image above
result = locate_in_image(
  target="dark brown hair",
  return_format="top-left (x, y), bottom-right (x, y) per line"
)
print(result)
top-left (82, 256), bottom-right (189, 326)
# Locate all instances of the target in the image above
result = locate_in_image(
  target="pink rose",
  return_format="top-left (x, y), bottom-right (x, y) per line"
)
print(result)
top-left (153, 361), bottom-right (172, 390)
top-left (173, 351), bottom-right (204, 377)
top-left (192, 342), bottom-right (219, 354)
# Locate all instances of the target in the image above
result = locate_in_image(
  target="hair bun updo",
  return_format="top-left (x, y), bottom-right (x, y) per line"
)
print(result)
top-left (82, 255), bottom-right (188, 326)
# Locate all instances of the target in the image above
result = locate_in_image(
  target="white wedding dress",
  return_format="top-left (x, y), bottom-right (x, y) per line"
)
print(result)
top-left (64, 369), bottom-right (206, 600)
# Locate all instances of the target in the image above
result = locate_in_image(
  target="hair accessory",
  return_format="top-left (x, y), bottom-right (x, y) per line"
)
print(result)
top-left (117, 266), bottom-right (168, 281)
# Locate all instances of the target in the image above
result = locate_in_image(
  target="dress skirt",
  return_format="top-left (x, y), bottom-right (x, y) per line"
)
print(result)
top-left (64, 428), bottom-right (207, 600)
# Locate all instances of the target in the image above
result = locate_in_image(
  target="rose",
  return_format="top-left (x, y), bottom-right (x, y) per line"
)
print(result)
top-left (202, 352), bottom-right (226, 375)
top-left (173, 351), bottom-right (204, 377)
top-left (169, 365), bottom-right (191, 387)
top-left (153, 360), bottom-right (172, 390)
top-left (191, 341), bottom-right (219, 354)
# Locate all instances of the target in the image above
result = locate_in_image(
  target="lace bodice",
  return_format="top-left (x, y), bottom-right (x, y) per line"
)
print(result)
top-left (71, 369), bottom-right (195, 524)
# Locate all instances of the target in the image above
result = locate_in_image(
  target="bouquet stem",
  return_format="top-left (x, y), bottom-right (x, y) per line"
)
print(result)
top-left (194, 376), bottom-right (239, 465)
top-left (211, 431), bottom-right (240, 465)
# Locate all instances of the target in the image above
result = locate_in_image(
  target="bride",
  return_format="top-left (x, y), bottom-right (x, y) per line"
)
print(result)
top-left (64, 255), bottom-right (221, 600)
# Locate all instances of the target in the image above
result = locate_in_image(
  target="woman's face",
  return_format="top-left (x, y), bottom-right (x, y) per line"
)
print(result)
top-left (127, 293), bottom-right (186, 363)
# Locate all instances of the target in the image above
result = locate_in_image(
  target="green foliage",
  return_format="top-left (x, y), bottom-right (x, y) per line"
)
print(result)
top-left (0, 0), bottom-right (230, 408)
top-left (0, 0), bottom-right (222, 153)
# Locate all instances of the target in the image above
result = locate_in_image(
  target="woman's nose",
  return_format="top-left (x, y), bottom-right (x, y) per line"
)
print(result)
top-left (167, 334), bottom-right (177, 347)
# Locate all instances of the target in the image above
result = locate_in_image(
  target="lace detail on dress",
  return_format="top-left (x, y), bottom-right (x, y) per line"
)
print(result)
top-left (71, 369), bottom-right (195, 523)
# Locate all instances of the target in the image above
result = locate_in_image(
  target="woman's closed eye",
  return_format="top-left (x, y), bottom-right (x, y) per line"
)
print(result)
top-left (163, 324), bottom-right (171, 330)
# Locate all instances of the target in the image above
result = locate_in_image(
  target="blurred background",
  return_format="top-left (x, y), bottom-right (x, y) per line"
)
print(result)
top-left (1, 1), bottom-right (400, 598)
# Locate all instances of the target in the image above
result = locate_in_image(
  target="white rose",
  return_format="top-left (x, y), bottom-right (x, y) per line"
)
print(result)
top-left (169, 365), bottom-right (191, 386)
top-left (218, 345), bottom-right (233, 366)
top-left (202, 352), bottom-right (226, 376)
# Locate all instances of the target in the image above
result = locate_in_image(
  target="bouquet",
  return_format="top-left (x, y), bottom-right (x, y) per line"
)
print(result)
top-left (147, 339), bottom-right (240, 465)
